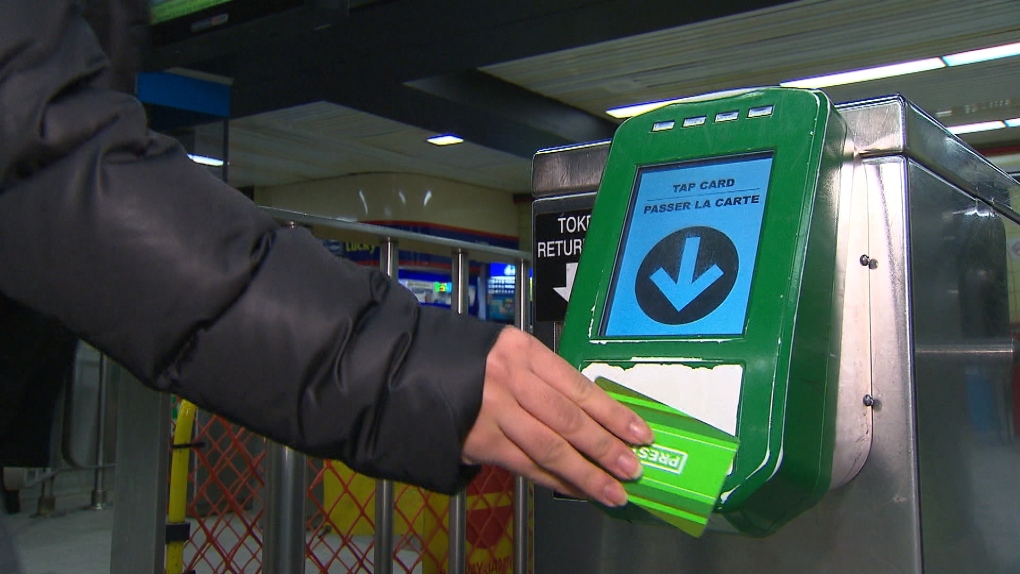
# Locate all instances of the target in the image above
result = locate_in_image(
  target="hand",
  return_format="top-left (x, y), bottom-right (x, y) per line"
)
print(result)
top-left (463, 327), bottom-right (653, 507)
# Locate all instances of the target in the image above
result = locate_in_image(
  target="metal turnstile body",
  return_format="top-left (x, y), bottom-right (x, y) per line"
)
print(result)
top-left (530, 95), bottom-right (1020, 574)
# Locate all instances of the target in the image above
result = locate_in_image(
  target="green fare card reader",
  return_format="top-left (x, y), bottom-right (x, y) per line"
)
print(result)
top-left (558, 88), bottom-right (871, 537)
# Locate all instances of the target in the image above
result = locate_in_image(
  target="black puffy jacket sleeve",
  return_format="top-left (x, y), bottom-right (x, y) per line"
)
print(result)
top-left (0, 0), bottom-right (504, 494)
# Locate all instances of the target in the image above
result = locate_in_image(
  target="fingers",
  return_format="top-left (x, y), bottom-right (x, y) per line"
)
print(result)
top-left (463, 360), bottom-right (630, 506)
top-left (467, 327), bottom-right (655, 507)
top-left (498, 400), bottom-right (630, 506)
top-left (512, 371), bottom-right (643, 482)
top-left (478, 431), bottom-right (597, 501)
top-left (525, 335), bottom-right (654, 446)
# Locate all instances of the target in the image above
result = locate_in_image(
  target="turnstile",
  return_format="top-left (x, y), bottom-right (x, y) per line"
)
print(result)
top-left (530, 95), bottom-right (1020, 574)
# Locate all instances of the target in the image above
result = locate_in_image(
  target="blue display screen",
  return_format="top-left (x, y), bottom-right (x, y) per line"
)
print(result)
top-left (602, 153), bottom-right (773, 337)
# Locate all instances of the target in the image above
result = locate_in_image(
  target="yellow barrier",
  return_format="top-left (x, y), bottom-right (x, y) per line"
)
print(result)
top-left (165, 399), bottom-right (197, 574)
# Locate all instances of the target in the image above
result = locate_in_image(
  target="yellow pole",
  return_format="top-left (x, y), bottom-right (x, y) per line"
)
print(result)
top-left (165, 399), bottom-right (198, 574)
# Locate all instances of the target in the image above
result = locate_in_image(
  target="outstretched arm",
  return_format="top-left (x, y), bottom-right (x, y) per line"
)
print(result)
top-left (0, 0), bottom-right (650, 502)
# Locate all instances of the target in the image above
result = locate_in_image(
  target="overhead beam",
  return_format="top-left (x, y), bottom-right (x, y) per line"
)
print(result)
top-left (155, 0), bottom-right (799, 158)
top-left (326, 80), bottom-right (605, 157)
top-left (336, 0), bottom-right (799, 82)
top-left (406, 70), bottom-right (618, 145)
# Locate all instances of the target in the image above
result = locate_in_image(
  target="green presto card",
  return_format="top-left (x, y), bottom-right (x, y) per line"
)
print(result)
top-left (598, 377), bottom-right (739, 537)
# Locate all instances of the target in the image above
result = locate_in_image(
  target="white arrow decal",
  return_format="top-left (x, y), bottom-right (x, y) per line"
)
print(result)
top-left (650, 236), bottom-right (723, 312)
top-left (553, 262), bottom-right (579, 302)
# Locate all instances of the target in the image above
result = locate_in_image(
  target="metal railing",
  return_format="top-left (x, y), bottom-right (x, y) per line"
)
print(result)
top-left (6, 344), bottom-right (116, 517)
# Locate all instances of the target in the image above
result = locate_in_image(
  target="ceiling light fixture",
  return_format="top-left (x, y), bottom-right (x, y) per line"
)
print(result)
top-left (942, 41), bottom-right (1020, 66)
top-left (1005, 118), bottom-right (1020, 128)
top-left (947, 120), bottom-right (1006, 135)
top-left (606, 40), bottom-right (1020, 120)
top-left (188, 154), bottom-right (224, 167)
top-left (536, 140), bottom-right (613, 154)
top-left (780, 58), bottom-right (945, 89)
top-left (606, 98), bottom-right (685, 119)
top-left (427, 134), bottom-right (464, 146)
top-left (606, 89), bottom-right (757, 120)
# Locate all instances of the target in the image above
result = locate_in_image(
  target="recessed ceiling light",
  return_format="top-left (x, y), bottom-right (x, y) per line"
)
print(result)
top-left (947, 120), bottom-right (1006, 135)
top-left (187, 154), bottom-right (224, 167)
top-left (942, 41), bottom-right (1020, 66)
top-left (780, 58), bottom-right (945, 89)
top-left (427, 134), bottom-right (464, 146)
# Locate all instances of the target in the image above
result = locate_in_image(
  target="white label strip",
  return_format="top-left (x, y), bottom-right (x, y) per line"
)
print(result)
top-left (581, 362), bottom-right (742, 435)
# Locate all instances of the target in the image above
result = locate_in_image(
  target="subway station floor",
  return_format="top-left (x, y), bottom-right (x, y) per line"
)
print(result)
top-left (5, 492), bottom-right (112, 574)
top-left (4, 489), bottom-right (428, 574)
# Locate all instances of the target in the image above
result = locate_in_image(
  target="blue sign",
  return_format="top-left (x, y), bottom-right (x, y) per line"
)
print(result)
top-left (490, 262), bottom-right (517, 277)
top-left (603, 153), bottom-right (772, 337)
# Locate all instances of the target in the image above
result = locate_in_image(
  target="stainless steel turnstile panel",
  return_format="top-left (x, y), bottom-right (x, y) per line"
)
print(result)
top-left (532, 96), bottom-right (1020, 574)
top-left (907, 161), bottom-right (1020, 574)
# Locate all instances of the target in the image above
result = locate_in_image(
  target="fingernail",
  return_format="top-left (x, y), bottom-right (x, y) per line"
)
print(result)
top-left (618, 452), bottom-right (643, 480)
top-left (603, 482), bottom-right (628, 507)
top-left (630, 421), bottom-right (654, 444)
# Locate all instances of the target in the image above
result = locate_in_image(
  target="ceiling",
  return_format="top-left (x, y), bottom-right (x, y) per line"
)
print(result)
top-left (155, 0), bottom-right (1020, 194)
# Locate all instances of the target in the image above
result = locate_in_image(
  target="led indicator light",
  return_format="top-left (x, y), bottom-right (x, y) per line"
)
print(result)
top-left (652, 120), bottom-right (676, 132)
